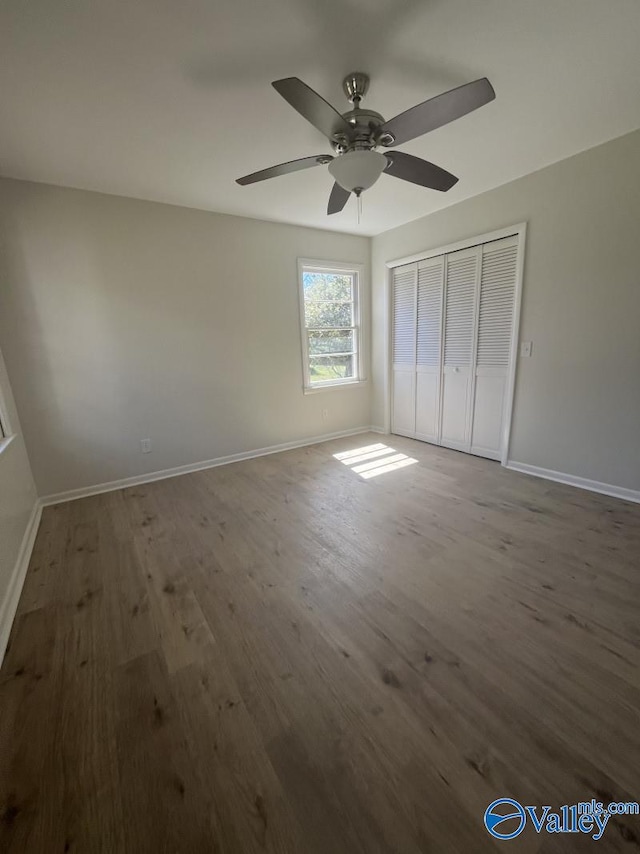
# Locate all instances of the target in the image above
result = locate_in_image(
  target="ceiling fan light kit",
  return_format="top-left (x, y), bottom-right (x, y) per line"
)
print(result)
top-left (328, 150), bottom-right (387, 194)
top-left (236, 72), bottom-right (495, 216)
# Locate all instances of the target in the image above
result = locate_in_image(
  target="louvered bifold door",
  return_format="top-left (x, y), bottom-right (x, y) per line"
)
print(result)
top-left (415, 256), bottom-right (444, 442)
top-left (440, 246), bottom-right (481, 451)
top-left (470, 236), bottom-right (518, 459)
top-left (391, 262), bottom-right (417, 437)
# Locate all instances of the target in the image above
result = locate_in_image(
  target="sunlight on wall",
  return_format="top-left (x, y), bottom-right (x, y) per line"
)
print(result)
top-left (333, 443), bottom-right (418, 479)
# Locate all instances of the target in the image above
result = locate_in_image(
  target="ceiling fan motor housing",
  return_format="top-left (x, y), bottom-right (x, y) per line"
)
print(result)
top-left (330, 73), bottom-right (395, 153)
top-left (331, 115), bottom-right (386, 153)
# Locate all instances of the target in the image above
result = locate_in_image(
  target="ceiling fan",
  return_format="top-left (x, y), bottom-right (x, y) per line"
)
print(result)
top-left (236, 72), bottom-right (495, 215)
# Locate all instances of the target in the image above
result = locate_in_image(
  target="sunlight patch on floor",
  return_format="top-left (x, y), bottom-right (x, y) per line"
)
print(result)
top-left (333, 443), bottom-right (418, 479)
top-left (333, 443), bottom-right (388, 461)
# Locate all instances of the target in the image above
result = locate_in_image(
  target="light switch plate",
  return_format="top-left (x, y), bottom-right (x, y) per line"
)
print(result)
top-left (521, 341), bottom-right (533, 358)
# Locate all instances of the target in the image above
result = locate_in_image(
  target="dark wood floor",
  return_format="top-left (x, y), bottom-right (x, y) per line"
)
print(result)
top-left (1, 433), bottom-right (639, 853)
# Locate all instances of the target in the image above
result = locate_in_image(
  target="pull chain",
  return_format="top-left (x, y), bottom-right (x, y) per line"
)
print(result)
top-left (357, 193), bottom-right (362, 224)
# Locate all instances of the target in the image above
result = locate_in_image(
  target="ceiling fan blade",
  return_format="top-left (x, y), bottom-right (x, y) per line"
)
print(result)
top-left (236, 154), bottom-right (331, 186)
top-left (380, 78), bottom-right (495, 147)
top-left (327, 182), bottom-right (350, 215)
top-left (384, 151), bottom-right (458, 191)
top-left (272, 77), bottom-right (352, 141)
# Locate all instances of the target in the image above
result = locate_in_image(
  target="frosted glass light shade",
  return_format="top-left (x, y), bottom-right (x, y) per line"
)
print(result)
top-left (328, 150), bottom-right (387, 192)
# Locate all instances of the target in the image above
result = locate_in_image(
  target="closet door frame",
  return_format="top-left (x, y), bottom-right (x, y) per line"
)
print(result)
top-left (384, 222), bottom-right (527, 466)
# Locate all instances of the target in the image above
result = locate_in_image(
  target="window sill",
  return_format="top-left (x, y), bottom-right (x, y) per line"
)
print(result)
top-left (303, 380), bottom-right (368, 395)
top-left (0, 434), bottom-right (16, 457)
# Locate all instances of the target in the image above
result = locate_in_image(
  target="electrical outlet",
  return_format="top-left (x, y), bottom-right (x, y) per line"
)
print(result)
top-left (141, 438), bottom-right (152, 453)
top-left (520, 341), bottom-right (533, 358)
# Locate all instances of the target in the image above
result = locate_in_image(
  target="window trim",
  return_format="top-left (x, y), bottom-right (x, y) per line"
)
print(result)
top-left (298, 258), bottom-right (366, 393)
top-left (0, 374), bottom-right (15, 457)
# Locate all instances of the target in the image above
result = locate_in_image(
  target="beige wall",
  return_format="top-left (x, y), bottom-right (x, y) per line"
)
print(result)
top-left (372, 129), bottom-right (640, 492)
top-left (0, 180), bottom-right (370, 496)
top-left (0, 344), bottom-right (38, 619)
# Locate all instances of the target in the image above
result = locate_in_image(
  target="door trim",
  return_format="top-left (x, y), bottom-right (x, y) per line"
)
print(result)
top-left (384, 222), bottom-right (527, 466)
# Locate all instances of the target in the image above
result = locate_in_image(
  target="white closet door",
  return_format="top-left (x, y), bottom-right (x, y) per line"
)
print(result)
top-left (470, 236), bottom-right (518, 459)
top-left (415, 256), bottom-right (444, 442)
top-left (440, 246), bottom-right (480, 450)
top-left (391, 263), bottom-right (417, 437)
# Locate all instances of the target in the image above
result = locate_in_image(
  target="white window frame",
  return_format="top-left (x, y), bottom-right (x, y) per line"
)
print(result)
top-left (298, 258), bottom-right (365, 393)
top-left (0, 373), bottom-right (15, 456)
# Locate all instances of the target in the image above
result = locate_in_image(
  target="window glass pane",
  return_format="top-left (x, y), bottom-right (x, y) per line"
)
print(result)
top-left (307, 330), bottom-right (354, 356)
top-left (301, 265), bottom-right (359, 387)
top-left (303, 272), bottom-right (353, 302)
top-left (305, 301), bottom-right (352, 329)
top-left (308, 354), bottom-right (355, 383)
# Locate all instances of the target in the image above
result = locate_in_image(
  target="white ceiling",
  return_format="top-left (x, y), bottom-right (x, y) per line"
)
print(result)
top-left (1, 0), bottom-right (640, 236)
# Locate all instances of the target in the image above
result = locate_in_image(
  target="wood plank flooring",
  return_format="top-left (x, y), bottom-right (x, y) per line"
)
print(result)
top-left (1, 433), bottom-right (639, 853)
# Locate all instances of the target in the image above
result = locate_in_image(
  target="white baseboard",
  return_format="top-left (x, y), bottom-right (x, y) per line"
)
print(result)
top-left (505, 461), bottom-right (640, 504)
top-left (41, 426), bottom-right (377, 507)
top-left (369, 425), bottom-right (388, 434)
top-left (0, 500), bottom-right (42, 668)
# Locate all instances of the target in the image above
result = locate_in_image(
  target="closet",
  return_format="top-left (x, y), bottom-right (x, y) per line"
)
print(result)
top-left (391, 234), bottom-right (519, 461)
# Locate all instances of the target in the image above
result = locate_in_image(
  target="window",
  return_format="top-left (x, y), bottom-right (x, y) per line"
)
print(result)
top-left (299, 260), bottom-right (364, 390)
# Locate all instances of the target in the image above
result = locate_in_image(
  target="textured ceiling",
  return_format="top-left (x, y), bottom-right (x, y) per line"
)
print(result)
top-left (1, 0), bottom-right (640, 235)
